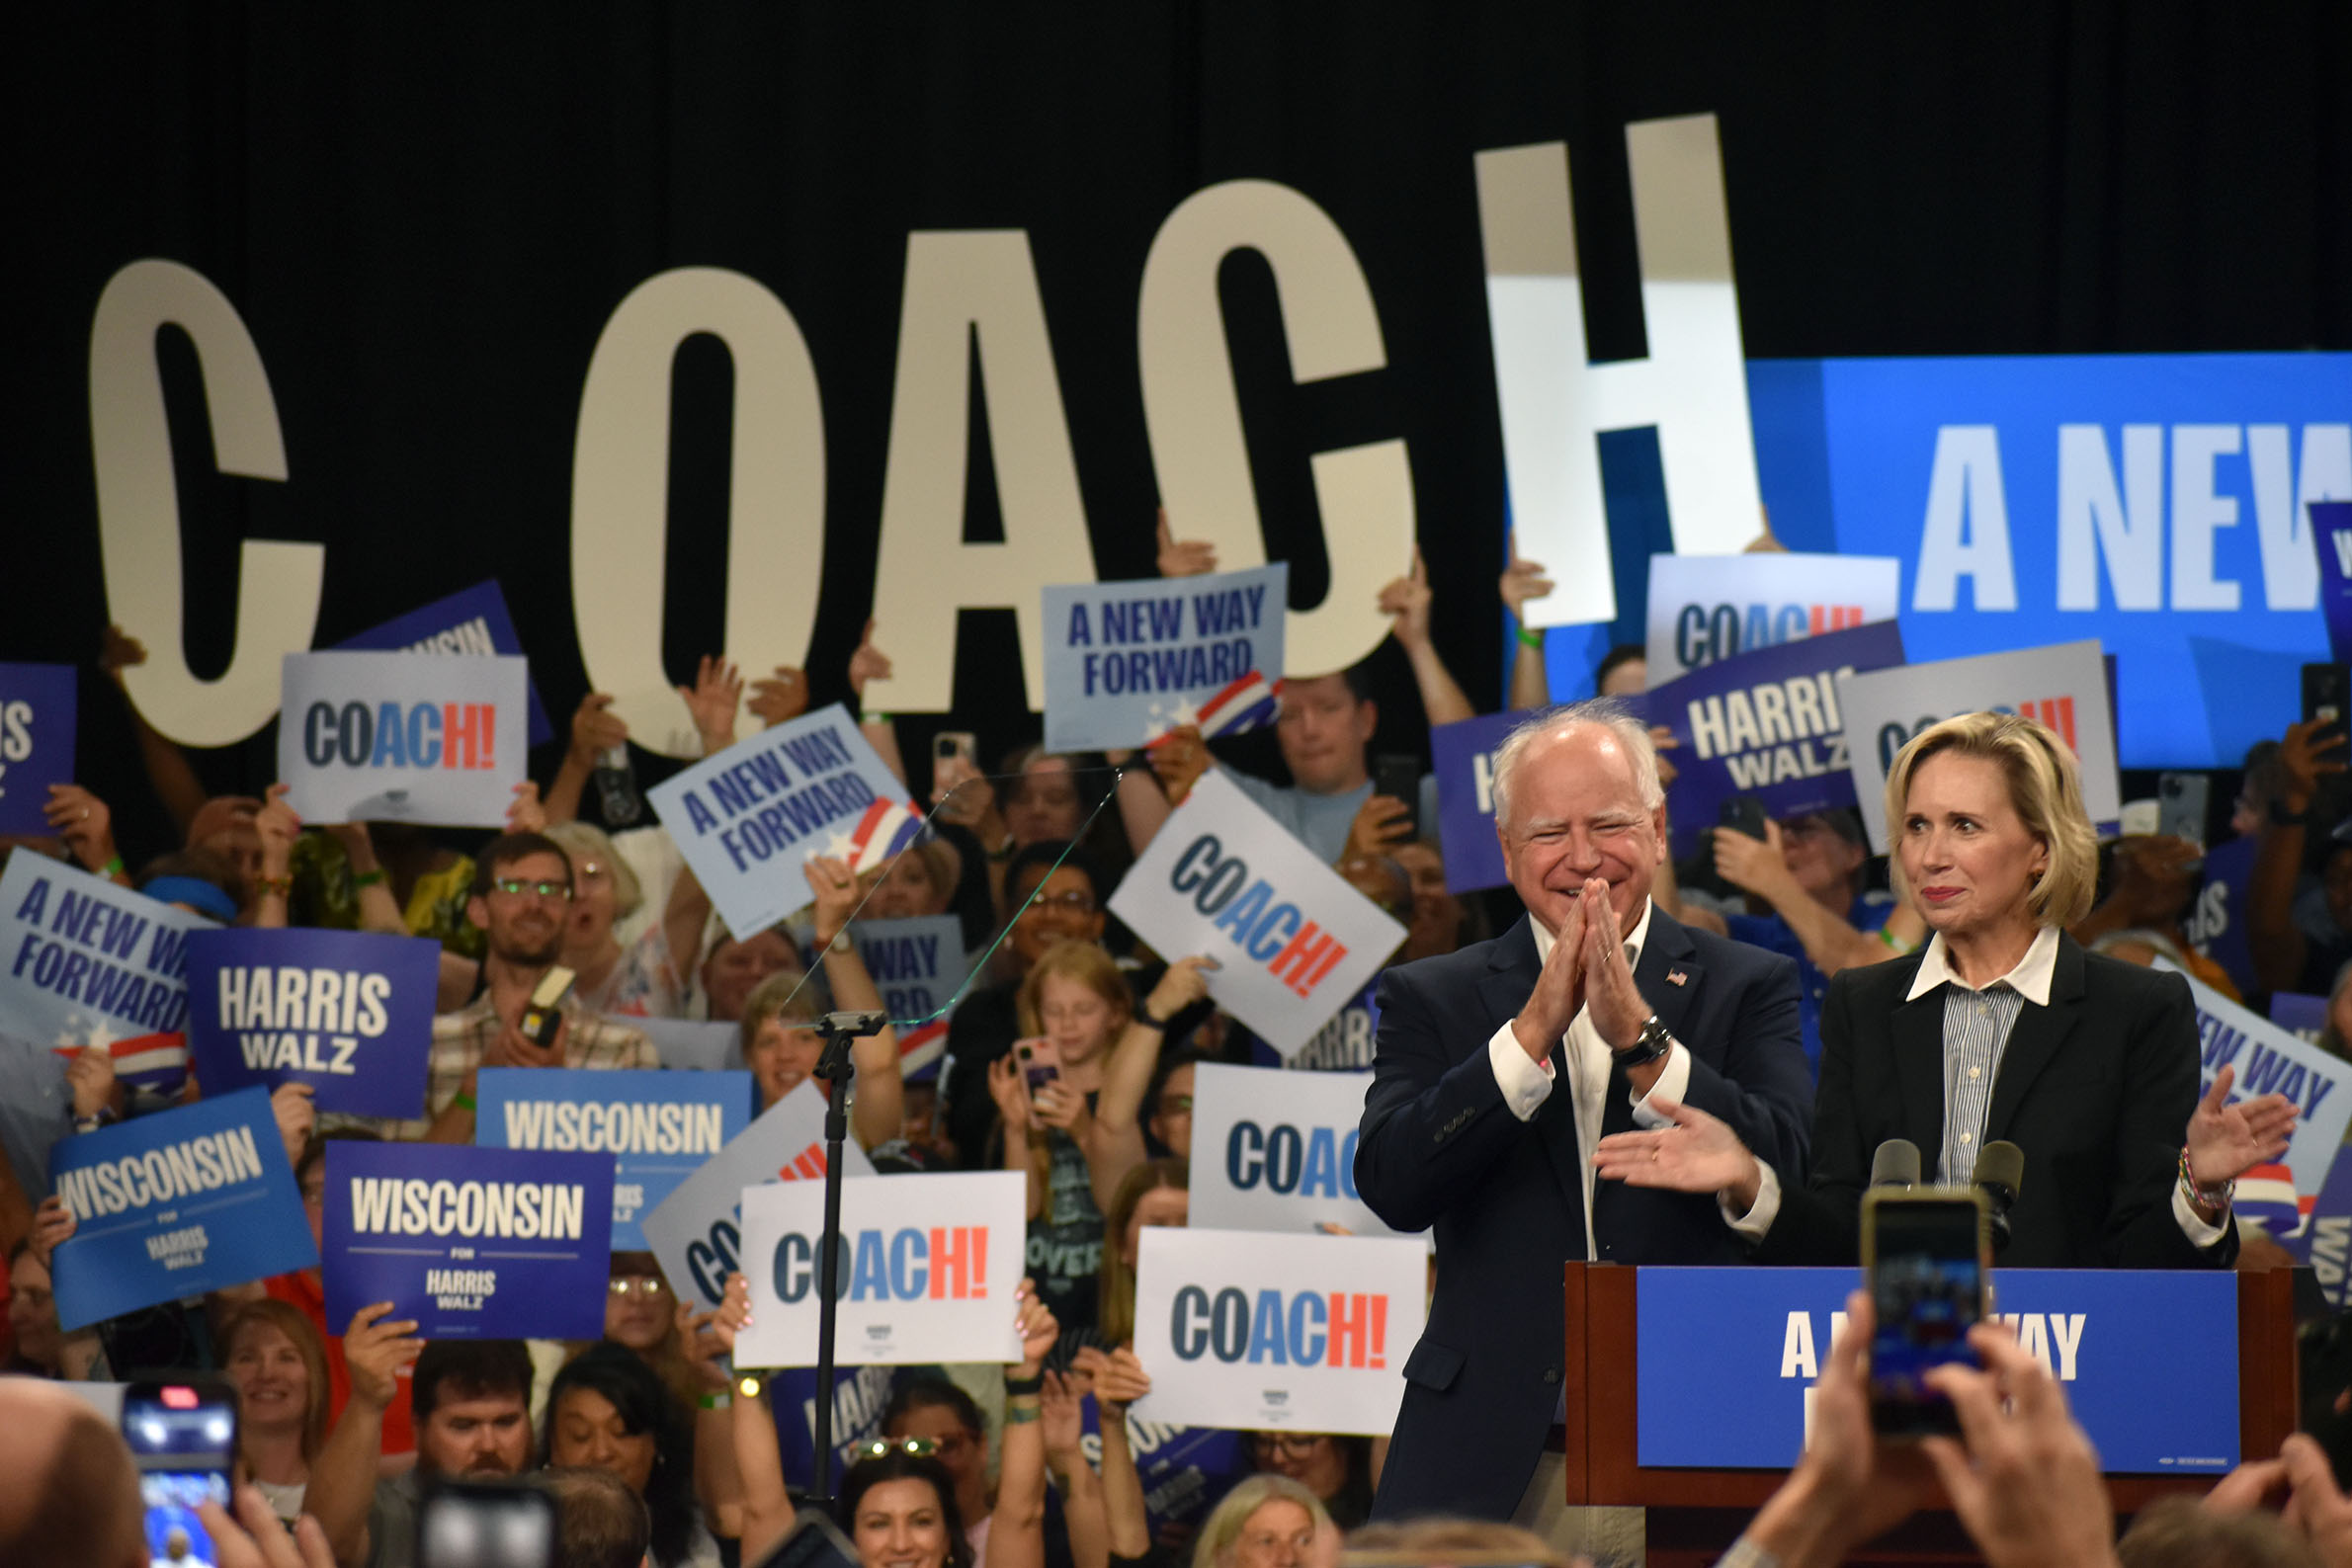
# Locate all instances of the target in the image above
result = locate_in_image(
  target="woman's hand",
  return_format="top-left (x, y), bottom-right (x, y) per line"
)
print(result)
top-left (748, 667), bottom-right (810, 727)
top-left (1012, 1278), bottom-right (1059, 1376)
top-left (848, 621), bottom-right (892, 700)
top-left (270, 1082), bottom-right (316, 1170)
top-left (1144, 955), bottom-right (1218, 1024)
top-left (1155, 509), bottom-right (1218, 578)
top-left (930, 752), bottom-right (997, 832)
top-left (43, 784), bottom-right (121, 875)
top-left (2186, 1063), bottom-right (2298, 1194)
top-left (1147, 725), bottom-right (1211, 805)
top-left (568, 692), bottom-right (629, 768)
top-left (341, 1302), bottom-right (424, 1412)
top-left (505, 780), bottom-right (548, 835)
top-left (682, 655), bottom-right (744, 756)
top-left (987, 1055), bottom-right (1034, 1140)
top-left (713, 1271), bottom-right (754, 1355)
top-left (1592, 1098), bottom-right (1765, 1209)
top-left (1032, 1079), bottom-right (1093, 1141)
top-left (66, 1043), bottom-right (117, 1120)
top-left (1073, 1345), bottom-right (1153, 1412)
top-left (30, 1195), bottom-right (76, 1271)
top-left (1342, 792), bottom-right (1413, 865)
top-left (2278, 718), bottom-right (2349, 815)
top-left (1712, 819), bottom-right (1794, 902)
top-left (805, 854), bottom-right (861, 949)
top-left (1040, 1368), bottom-right (1087, 1466)
top-left (680, 1294), bottom-right (735, 1393)
top-left (255, 783), bottom-right (300, 881)
top-left (1499, 536), bottom-right (1554, 619)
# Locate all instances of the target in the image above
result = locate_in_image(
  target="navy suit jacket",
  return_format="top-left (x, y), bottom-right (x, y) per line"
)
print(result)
top-left (1354, 907), bottom-right (1814, 1523)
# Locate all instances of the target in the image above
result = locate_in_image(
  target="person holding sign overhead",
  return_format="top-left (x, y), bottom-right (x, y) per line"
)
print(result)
top-left (735, 853), bottom-right (905, 1150)
top-left (1354, 698), bottom-right (1813, 1530)
top-left (1594, 710), bottom-right (2293, 1273)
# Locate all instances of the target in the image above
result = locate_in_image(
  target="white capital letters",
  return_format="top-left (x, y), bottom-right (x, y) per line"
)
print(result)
top-left (1914, 426), bottom-right (2017, 612)
top-left (2056, 424), bottom-right (2163, 611)
top-left (1138, 180), bottom-right (1411, 679)
top-left (90, 260), bottom-right (320, 746)
top-left (2251, 424), bottom-right (2352, 611)
top-left (865, 232), bottom-right (1094, 712)
top-left (1474, 115), bottom-right (1763, 628)
top-left (570, 268), bottom-right (827, 758)
top-left (2170, 424), bottom-right (2243, 612)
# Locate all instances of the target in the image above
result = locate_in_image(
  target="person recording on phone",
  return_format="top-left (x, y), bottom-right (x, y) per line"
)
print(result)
top-left (1353, 699), bottom-right (1814, 1529)
top-left (1594, 711), bottom-right (2297, 1271)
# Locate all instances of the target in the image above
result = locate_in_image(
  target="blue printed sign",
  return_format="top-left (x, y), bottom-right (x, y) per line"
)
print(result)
top-left (649, 703), bottom-right (920, 940)
top-left (1042, 563), bottom-right (1288, 752)
top-left (1632, 619), bottom-right (1906, 860)
top-left (47, 1087), bottom-right (316, 1329)
top-left (182, 927), bottom-right (440, 1118)
top-left (322, 1140), bottom-right (614, 1340)
top-left (1428, 711), bottom-right (1520, 895)
top-left (0, 663), bottom-right (76, 836)
top-left (1636, 1266), bottom-right (2238, 1473)
top-left (279, 651), bottom-right (529, 827)
top-left (476, 1067), bottom-right (754, 1250)
top-left (2274, 1148), bottom-right (2352, 1307)
top-left (334, 579), bottom-right (554, 747)
top-left (2272, 992), bottom-right (2327, 1041)
top-left (2185, 835), bottom-right (2261, 1000)
top-left (2312, 501), bottom-right (2352, 666)
top-left (0, 852), bottom-right (210, 1052)
top-left (843, 915), bottom-right (971, 1028)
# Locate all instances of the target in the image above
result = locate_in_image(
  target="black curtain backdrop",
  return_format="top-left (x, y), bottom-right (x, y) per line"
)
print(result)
top-left (10, 3), bottom-right (2350, 863)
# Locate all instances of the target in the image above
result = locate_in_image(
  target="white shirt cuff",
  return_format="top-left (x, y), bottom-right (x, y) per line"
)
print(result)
top-left (2172, 1182), bottom-right (2230, 1250)
top-left (1487, 1021), bottom-right (1554, 1121)
top-left (1630, 1042), bottom-right (1692, 1127)
top-left (1720, 1159), bottom-right (1781, 1241)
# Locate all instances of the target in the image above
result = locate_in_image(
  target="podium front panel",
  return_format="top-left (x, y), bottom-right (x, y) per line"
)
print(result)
top-left (1634, 1266), bottom-right (2238, 1475)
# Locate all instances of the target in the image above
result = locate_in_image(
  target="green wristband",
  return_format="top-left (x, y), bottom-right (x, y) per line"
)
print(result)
top-left (453, 1090), bottom-right (477, 1114)
top-left (1004, 1403), bottom-right (1042, 1425)
top-left (100, 857), bottom-right (126, 878)
top-left (1515, 624), bottom-right (1544, 650)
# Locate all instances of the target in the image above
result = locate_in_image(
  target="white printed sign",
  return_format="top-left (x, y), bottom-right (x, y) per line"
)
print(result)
top-left (1132, 1227), bottom-right (1425, 1436)
top-left (1836, 640), bottom-right (2121, 852)
top-left (641, 1080), bottom-right (874, 1311)
top-left (1109, 772), bottom-right (1405, 1055)
top-left (647, 703), bottom-right (918, 940)
top-left (1189, 1065), bottom-right (1415, 1239)
top-left (736, 1171), bottom-right (1027, 1368)
top-left (1644, 552), bottom-right (1901, 686)
top-left (278, 651), bottom-right (529, 827)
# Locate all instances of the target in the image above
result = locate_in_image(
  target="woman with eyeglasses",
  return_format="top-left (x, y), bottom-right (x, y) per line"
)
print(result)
top-left (718, 1273), bottom-right (1064, 1568)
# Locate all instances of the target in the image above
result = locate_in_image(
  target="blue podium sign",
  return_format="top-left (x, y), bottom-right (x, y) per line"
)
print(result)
top-left (1635, 1267), bottom-right (2237, 1474)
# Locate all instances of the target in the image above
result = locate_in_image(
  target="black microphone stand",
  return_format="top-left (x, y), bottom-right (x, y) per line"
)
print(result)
top-left (805, 1007), bottom-right (889, 1511)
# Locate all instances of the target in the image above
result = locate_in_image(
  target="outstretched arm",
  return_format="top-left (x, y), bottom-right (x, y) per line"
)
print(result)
top-left (985, 1284), bottom-right (1060, 1568)
top-left (307, 1303), bottom-right (423, 1568)
top-left (1380, 547), bottom-right (1474, 726)
top-left (1499, 538), bottom-right (1554, 713)
top-left (806, 855), bottom-right (904, 1149)
top-left (715, 1274), bottom-right (800, 1566)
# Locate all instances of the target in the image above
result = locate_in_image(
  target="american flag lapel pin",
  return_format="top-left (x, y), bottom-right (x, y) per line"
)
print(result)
top-left (1666, 968), bottom-right (1687, 987)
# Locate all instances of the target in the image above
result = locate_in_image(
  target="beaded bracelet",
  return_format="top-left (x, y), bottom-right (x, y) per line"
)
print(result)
top-left (2178, 1146), bottom-right (2232, 1213)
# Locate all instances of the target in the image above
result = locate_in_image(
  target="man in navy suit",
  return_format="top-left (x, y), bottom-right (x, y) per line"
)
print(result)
top-left (1356, 699), bottom-right (1815, 1528)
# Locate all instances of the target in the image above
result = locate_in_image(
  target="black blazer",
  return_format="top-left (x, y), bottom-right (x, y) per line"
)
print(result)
top-left (1354, 908), bottom-right (1814, 1523)
top-left (1759, 932), bottom-right (2236, 1271)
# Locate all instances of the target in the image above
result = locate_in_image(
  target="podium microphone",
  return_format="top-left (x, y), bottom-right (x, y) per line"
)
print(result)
top-left (1972, 1140), bottom-right (2025, 1254)
top-left (1869, 1139), bottom-right (1922, 1189)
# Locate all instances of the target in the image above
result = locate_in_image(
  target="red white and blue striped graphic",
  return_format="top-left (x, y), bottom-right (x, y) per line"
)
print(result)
top-left (838, 798), bottom-right (925, 876)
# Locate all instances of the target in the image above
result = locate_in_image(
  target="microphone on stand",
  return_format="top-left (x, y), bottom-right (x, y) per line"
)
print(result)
top-left (1869, 1139), bottom-right (1922, 1189)
top-left (1972, 1140), bottom-right (2025, 1254)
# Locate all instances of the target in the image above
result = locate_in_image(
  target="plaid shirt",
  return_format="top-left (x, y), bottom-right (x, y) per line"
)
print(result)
top-left (370, 992), bottom-right (660, 1141)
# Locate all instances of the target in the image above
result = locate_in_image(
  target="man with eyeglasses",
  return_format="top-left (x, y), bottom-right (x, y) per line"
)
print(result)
top-left (369, 831), bottom-right (658, 1142)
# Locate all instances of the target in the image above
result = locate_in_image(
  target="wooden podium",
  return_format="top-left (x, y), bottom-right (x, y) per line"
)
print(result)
top-left (1557, 1263), bottom-right (2300, 1567)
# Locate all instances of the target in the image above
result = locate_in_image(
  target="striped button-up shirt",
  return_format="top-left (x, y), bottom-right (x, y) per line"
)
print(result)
top-left (1905, 926), bottom-right (2058, 1183)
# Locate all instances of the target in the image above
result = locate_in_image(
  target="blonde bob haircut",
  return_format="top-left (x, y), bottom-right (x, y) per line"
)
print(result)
top-left (544, 821), bottom-right (644, 918)
top-left (1016, 940), bottom-right (1133, 1038)
top-left (1884, 711), bottom-right (2098, 929)
top-left (1192, 1474), bottom-right (1332, 1568)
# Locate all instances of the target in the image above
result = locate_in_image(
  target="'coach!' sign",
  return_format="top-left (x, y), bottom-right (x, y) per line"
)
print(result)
top-left (278, 650), bottom-right (529, 827)
top-left (1112, 772), bottom-right (1404, 1056)
top-left (184, 927), bottom-right (440, 1118)
top-left (736, 1171), bottom-right (1026, 1367)
top-left (1189, 1064), bottom-right (1418, 1239)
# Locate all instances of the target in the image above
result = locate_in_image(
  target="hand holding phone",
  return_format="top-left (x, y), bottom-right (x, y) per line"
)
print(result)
top-left (1862, 1190), bottom-right (1991, 1438)
top-left (123, 1380), bottom-right (237, 1568)
top-left (1719, 795), bottom-right (1769, 843)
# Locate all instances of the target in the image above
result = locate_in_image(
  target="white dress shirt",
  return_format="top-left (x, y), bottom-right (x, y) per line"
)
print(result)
top-left (1484, 897), bottom-right (1690, 1261)
top-left (1725, 926), bottom-right (2226, 1249)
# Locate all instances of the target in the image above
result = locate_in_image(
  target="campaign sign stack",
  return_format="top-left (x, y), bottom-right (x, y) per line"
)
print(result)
top-left (736, 1171), bottom-right (1026, 1368)
top-left (477, 1067), bottom-right (754, 1249)
top-left (1642, 552), bottom-right (1901, 686)
top-left (323, 1141), bottom-right (615, 1340)
top-left (48, 1087), bottom-right (315, 1329)
top-left (1836, 639), bottom-right (2124, 850)
top-left (1188, 1064), bottom-right (1417, 1240)
top-left (1637, 1268), bottom-right (2237, 1472)
top-left (1041, 563), bottom-right (1288, 752)
top-left (278, 650), bottom-right (530, 827)
top-left (0, 662), bottom-right (75, 836)
top-left (644, 1080), bottom-right (877, 1312)
top-left (650, 703), bottom-right (919, 939)
top-left (1111, 771), bottom-right (1405, 1055)
top-left (0, 853), bottom-right (210, 1055)
top-left (333, 579), bottom-right (554, 746)
top-left (182, 927), bottom-right (441, 1118)
top-left (1634, 619), bottom-right (1906, 859)
top-left (1131, 1227), bottom-right (1426, 1436)
top-left (1428, 710), bottom-right (1521, 896)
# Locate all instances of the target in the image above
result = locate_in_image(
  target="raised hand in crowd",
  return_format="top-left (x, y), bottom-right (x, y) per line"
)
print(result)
top-left (1042, 1367), bottom-right (1113, 1568)
top-left (1379, 545), bottom-right (1474, 726)
top-left (504, 778), bottom-right (547, 835)
top-left (848, 621), bottom-right (891, 702)
top-left (2198, 1433), bottom-right (2352, 1565)
top-left (1094, 954), bottom-right (1217, 1200)
top-left (1148, 722), bottom-right (1212, 806)
top-left (270, 1082), bottom-right (315, 1171)
top-left (804, 854), bottom-right (905, 1150)
top-left (681, 654), bottom-right (744, 756)
top-left (29, 1193), bottom-right (76, 1270)
top-left (1732, 1291), bottom-right (1934, 1568)
top-left (66, 1043), bottom-right (119, 1128)
top-left (994, 1281), bottom-right (1062, 1568)
top-left (288, 1304), bottom-right (419, 1568)
top-left (547, 690), bottom-right (630, 824)
top-left (747, 664), bottom-right (811, 728)
top-left (2252, 716), bottom-right (2351, 992)
top-left (990, 1051), bottom-right (1047, 1214)
top-left (1341, 789), bottom-right (1413, 870)
top-left (1500, 534), bottom-right (1554, 712)
top-left (2184, 1063), bottom-right (2298, 1205)
top-left (710, 1273), bottom-right (802, 1566)
top-left (97, 620), bottom-right (210, 836)
top-left (43, 783), bottom-right (125, 880)
top-left (1919, 1320), bottom-right (2122, 1568)
top-left (1072, 1345), bottom-right (1156, 1561)
top-left (249, 782), bottom-right (299, 926)
top-left (846, 623), bottom-right (913, 787)
top-left (1156, 507), bottom-right (1218, 577)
